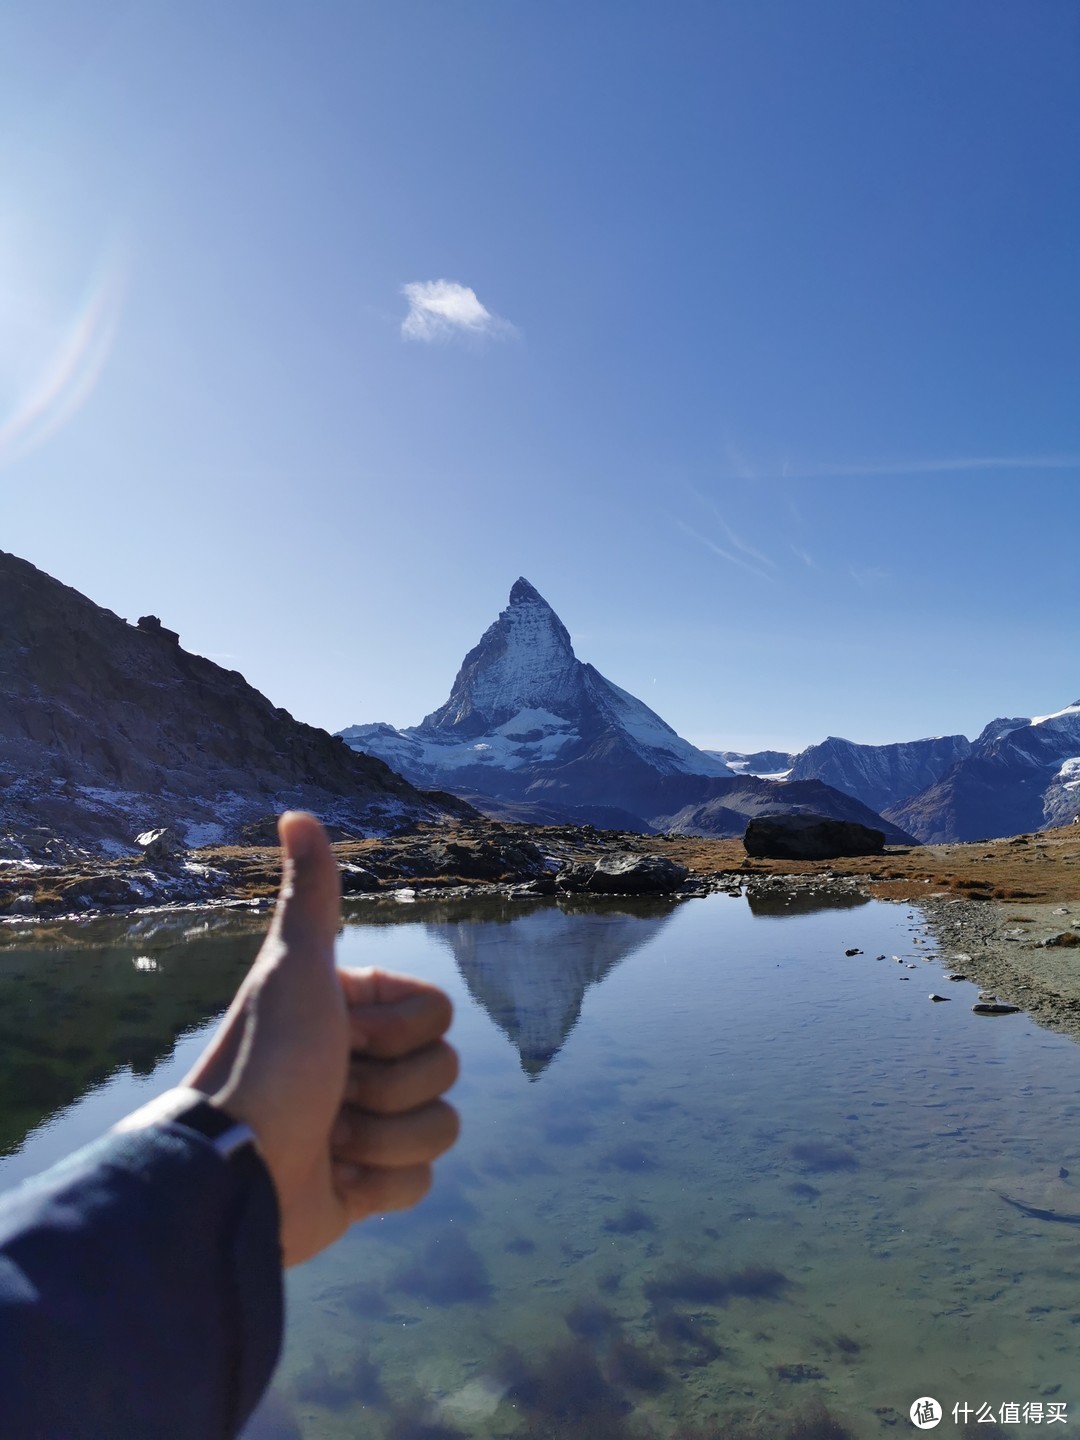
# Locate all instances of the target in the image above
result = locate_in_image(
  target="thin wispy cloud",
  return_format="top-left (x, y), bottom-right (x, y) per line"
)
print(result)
top-left (712, 513), bottom-right (775, 570)
top-left (689, 486), bottom-right (777, 572)
top-left (400, 279), bottom-right (515, 343)
top-left (755, 454), bottom-right (1080, 480)
top-left (677, 519), bottom-right (775, 582)
top-left (849, 565), bottom-right (890, 587)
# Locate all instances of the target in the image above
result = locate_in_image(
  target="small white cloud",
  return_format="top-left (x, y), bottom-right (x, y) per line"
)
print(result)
top-left (400, 279), bottom-right (514, 343)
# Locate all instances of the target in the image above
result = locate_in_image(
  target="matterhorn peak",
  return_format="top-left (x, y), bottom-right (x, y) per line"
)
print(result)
top-left (509, 576), bottom-right (548, 606)
top-left (418, 579), bottom-right (581, 735)
top-left (341, 578), bottom-right (738, 819)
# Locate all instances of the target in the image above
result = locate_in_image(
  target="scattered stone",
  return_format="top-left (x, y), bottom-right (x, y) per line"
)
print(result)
top-left (1042, 932), bottom-right (1080, 948)
top-left (744, 814), bottom-right (885, 860)
top-left (929, 994), bottom-right (951, 1002)
top-left (844, 948), bottom-right (863, 956)
top-left (973, 1002), bottom-right (1021, 1015)
top-left (947, 973), bottom-right (967, 981)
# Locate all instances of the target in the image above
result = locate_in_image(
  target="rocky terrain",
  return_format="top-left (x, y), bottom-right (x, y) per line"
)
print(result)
top-left (0, 551), bottom-right (472, 856)
top-left (918, 893), bottom-right (1080, 1043)
top-left (2, 812), bottom-right (1076, 921)
top-left (340, 579), bottom-right (913, 842)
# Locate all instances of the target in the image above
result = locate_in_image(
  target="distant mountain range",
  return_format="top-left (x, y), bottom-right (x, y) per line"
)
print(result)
top-left (340, 579), bottom-right (916, 843)
top-left (708, 711), bottom-right (1080, 842)
top-left (0, 551), bottom-right (470, 856)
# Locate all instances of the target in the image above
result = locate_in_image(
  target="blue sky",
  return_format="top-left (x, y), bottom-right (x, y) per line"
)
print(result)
top-left (2, 1), bottom-right (1077, 753)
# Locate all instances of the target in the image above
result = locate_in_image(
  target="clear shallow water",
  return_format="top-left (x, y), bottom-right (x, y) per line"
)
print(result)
top-left (2, 895), bottom-right (1080, 1437)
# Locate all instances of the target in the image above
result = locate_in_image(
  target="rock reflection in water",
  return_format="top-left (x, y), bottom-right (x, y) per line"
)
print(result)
top-left (745, 887), bottom-right (870, 918)
top-left (431, 900), bottom-right (676, 1077)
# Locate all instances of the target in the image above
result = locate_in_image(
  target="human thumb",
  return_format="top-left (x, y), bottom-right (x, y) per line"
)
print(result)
top-left (271, 810), bottom-right (342, 959)
top-left (210, 811), bottom-right (347, 1176)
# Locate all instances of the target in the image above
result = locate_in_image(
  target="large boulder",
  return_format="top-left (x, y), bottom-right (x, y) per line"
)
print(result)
top-left (743, 814), bottom-right (885, 861)
top-left (555, 853), bottom-right (689, 895)
top-left (135, 827), bottom-right (182, 862)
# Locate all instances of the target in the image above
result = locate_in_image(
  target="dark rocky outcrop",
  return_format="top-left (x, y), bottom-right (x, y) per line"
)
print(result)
top-left (743, 815), bottom-right (886, 861)
top-left (0, 550), bottom-right (473, 854)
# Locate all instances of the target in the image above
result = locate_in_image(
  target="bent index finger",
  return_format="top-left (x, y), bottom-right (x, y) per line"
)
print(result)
top-left (342, 967), bottom-right (453, 1059)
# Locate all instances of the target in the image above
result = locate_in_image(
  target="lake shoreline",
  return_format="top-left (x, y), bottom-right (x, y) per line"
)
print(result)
top-left (2, 821), bottom-right (1078, 1039)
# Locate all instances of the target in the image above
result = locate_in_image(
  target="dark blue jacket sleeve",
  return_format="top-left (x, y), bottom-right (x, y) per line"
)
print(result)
top-left (0, 1124), bottom-right (283, 1439)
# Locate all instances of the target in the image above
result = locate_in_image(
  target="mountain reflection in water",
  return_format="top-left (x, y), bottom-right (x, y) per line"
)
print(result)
top-left (429, 900), bottom-right (678, 1077)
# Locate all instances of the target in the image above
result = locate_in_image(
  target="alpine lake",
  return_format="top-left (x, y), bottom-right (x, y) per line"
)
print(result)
top-left (2, 887), bottom-right (1079, 1438)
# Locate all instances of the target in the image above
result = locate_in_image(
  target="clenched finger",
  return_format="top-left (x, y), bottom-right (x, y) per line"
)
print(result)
top-left (331, 1098), bottom-right (459, 1168)
top-left (346, 979), bottom-right (453, 1060)
top-left (333, 1161), bottom-right (433, 1219)
top-left (345, 1041), bottom-right (459, 1114)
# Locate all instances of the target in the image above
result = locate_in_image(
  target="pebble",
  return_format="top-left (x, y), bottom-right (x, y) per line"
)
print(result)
top-left (845, 948), bottom-right (863, 956)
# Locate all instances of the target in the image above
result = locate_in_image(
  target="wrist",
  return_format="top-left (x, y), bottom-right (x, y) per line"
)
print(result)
top-left (113, 1087), bottom-right (260, 1160)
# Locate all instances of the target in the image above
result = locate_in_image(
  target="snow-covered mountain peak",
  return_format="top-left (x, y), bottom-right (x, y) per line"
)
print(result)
top-left (341, 579), bottom-right (736, 798)
top-left (509, 576), bottom-right (548, 607)
top-left (418, 579), bottom-right (582, 736)
top-left (1032, 701), bottom-right (1080, 727)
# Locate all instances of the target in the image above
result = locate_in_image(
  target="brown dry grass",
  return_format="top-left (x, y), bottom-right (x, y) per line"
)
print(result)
top-left (646, 827), bottom-right (1080, 903)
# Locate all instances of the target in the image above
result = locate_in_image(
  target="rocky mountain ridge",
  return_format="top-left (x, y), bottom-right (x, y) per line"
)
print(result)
top-left (787, 733), bottom-right (973, 816)
top-left (884, 702), bottom-right (1080, 842)
top-left (0, 550), bottom-right (471, 856)
top-left (723, 709), bottom-right (1080, 843)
